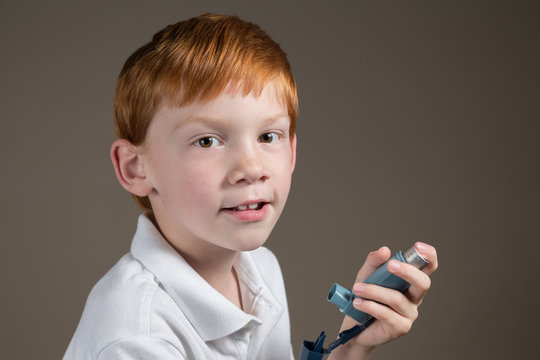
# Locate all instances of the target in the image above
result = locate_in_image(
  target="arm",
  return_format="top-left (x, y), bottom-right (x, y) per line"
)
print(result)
top-left (328, 242), bottom-right (438, 360)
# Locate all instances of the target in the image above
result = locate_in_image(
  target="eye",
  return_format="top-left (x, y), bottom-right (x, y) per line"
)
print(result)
top-left (259, 132), bottom-right (280, 144)
top-left (194, 136), bottom-right (221, 148)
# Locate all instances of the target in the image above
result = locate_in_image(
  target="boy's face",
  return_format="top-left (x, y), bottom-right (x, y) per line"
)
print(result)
top-left (141, 82), bottom-right (296, 255)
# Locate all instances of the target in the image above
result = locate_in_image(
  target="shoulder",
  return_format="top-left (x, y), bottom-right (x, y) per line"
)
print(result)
top-left (87, 254), bottom-right (158, 329)
top-left (96, 337), bottom-right (184, 360)
top-left (64, 254), bottom-right (185, 359)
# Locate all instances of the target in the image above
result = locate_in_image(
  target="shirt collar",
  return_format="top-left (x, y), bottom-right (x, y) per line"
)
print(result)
top-left (129, 214), bottom-right (281, 342)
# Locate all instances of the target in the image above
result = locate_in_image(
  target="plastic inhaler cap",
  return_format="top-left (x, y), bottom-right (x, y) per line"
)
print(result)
top-left (328, 283), bottom-right (352, 311)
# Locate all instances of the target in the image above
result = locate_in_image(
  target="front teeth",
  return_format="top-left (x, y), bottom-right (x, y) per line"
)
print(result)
top-left (234, 203), bottom-right (261, 211)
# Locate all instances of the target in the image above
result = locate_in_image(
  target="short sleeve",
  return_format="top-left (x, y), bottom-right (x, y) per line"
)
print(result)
top-left (98, 337), bottom-right (184, 360)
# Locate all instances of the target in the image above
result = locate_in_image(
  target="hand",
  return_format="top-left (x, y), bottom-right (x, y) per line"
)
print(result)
top-left (329, 242), bottom-right (438, 359)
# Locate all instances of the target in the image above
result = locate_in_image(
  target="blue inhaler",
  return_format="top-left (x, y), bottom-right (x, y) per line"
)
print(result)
top-left (300, 244), bottom-right (429, 360)
top-left (328, 244), bottom-right (429, 324)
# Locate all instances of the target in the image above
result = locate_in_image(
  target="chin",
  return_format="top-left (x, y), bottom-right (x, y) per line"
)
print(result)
top-left (229, 234), bottom-right (269, 252)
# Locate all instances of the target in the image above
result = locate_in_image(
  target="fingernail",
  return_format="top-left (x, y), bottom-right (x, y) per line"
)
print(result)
top-left (415, 242), bottom-right (427, 251)
top-left (388, 260), bottom-right (401, 270)
top-left (353, 283), bottom-right (365, 293)
top-left (353, 298), bottom-right (362, 307)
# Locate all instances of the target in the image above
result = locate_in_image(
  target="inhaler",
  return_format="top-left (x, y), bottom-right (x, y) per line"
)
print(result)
top-left (328, 244), bottom-right (429, 324)
top-left (300, 244), bottom-right (429, 360)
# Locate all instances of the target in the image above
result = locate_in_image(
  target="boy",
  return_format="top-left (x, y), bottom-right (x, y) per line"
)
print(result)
top-left (64, 14), bottom-right (438, 360)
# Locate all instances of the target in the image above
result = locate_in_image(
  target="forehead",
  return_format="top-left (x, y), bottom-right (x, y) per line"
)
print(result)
top-left (153, 82), bottom-right (290, 132)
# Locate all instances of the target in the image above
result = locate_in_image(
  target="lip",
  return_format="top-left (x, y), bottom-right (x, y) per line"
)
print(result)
top-left (221, 200), bottom-right (270, 222)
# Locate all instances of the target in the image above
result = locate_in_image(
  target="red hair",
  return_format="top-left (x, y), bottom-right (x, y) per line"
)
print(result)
top-left (114, 14), bottom-right (298, 212)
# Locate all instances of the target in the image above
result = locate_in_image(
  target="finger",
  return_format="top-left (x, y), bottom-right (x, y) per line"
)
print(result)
top-left (353, 282), bottom-right (418, 321)
top-left (352, 297), bottom-right (413, 338)
top-left (354, 246), bottom-right (392, 283)
top-left (386, 259), bottom-right (431, 304)
top-left (414, 242), bottom-right (438, 276)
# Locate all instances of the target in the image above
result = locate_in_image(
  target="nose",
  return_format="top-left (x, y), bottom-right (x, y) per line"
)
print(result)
top-left (227, 148), bottom-right (269, 185)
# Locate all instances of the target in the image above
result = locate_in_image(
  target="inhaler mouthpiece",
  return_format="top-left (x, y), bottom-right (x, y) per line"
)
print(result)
top-left (327, 284), bottom-right (352, 312)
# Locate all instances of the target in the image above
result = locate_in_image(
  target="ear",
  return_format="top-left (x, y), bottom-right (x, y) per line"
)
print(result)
top-left (290, 134), bottom-right (297, 173)
top-left (110, 139), bottom-right (153, 197)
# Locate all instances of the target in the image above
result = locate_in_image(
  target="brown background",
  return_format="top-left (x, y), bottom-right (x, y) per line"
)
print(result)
top-left (1, 0), bottom-right (539, 359)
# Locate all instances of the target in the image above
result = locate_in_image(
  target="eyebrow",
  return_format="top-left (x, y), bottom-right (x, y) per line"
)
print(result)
top-left (173, 113), bottom-right (289, 131)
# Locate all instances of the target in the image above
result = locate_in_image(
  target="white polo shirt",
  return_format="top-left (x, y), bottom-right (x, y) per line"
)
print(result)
top-left (64, 215), bottom-right (293, 359)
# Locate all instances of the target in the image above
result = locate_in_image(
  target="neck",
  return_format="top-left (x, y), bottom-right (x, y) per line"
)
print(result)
top-left (149, 213), bottom-right (243, 310)
top-left (180, 244), bottom-right (239, 290)
top-left (175, 241), bottom-right (244, 311)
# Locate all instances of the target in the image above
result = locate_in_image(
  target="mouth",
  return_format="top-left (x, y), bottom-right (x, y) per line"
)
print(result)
top-left (223, 201), bottom-right (268, 212)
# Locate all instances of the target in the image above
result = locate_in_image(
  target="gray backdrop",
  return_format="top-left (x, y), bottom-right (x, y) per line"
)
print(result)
top-left (1, 0), bottom-right (539, 359)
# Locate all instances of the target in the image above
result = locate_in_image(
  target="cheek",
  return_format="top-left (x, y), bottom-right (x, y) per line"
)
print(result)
top-left (271, 155), bottom-right (293, 196)
top-left (174, 160), bottom-right (219, 206)
top-left (277, 176), bottom-right (292, 199)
